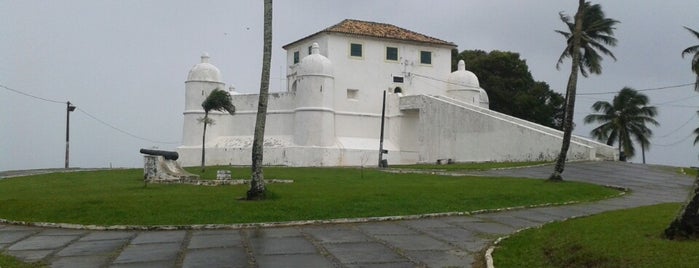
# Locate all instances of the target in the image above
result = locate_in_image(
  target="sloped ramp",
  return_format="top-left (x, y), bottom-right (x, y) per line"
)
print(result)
top-left (398, 94), bottom-right (617, 163)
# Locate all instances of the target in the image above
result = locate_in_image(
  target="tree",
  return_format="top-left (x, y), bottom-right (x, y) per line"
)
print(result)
top-left (247, 0), bottom-right (272, 200)
top-left (665, 26), bottom-right (699, 240)
top-left (583, 87), bottom-right (658, 162)
top-left (693, 26), bottom-right (699, 151)
top-left (682, 26), bottom-right (699, 91)
top-left (453, 50), bottom-right (565, 129)
top-left (550, 1), bottom-right (619, 181)
top-left (200, 88), bottom-right (235, 172)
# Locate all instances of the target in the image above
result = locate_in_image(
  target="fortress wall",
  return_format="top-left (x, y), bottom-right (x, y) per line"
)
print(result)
top-left (399, 95), bottom-right (616, 163)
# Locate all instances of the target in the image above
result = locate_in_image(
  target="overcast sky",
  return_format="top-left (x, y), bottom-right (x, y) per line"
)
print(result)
top-left (1, 0), bottom-right (698, 171)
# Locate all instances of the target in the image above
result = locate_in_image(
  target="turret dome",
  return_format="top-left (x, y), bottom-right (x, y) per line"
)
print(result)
top-left (187, 52), bottom-right (221, 82)
top-left (298, 43), bottom-right (333, 76)
top-left (448, 60), bottom-right (479, 89)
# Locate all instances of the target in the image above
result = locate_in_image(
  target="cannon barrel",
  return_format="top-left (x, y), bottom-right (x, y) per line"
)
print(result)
top-left (139, 149), bottom-right (179, 161)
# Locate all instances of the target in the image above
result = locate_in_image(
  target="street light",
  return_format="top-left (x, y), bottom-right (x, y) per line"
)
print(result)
top-left (65, 101), bottom-right (76, 168)
top-left (378, 90), bottom-right (388, 168)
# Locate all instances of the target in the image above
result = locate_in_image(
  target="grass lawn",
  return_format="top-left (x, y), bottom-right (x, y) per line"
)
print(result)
top-left (680, 166), bottom-right (698, 177)
top-left (0, 254), bottom-right (45, 268)
top-left (391, 161), bottom-right (552, 171)
top-left (0, 166), bottom-right (618, 226)
top-left (493, 203), bottom-right (699, 267)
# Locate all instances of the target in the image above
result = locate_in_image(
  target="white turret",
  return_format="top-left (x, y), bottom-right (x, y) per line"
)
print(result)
top-left (447, 60), bottom-right (489, 108)
top-left (182, 53), bottom-right (226, 147)
top-left (293, 43), bottom-right (336, 147)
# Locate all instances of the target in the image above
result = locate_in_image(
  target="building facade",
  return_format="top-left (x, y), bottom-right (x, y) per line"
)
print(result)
top-left (177, 19), bottom-right (616, 167)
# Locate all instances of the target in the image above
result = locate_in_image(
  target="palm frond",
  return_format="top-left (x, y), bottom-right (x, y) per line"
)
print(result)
top-left (681, 45), bottom-right (699, 58)
top-left (684, 26), bottom-right (699, 40)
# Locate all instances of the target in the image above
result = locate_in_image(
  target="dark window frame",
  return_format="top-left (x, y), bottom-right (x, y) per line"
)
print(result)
top-left (350, 43), bottom-right (363, 58)
top-left (420, 51), bottom-right (432, 65)
top-left (386, 46), bottom-right (398, 61)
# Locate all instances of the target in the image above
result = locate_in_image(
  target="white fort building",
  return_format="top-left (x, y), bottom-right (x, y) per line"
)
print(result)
top-left (177, 19), bottom-right (616, 167)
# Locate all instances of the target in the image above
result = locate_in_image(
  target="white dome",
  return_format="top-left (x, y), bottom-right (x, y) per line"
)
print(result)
top-left (298, 43), bottom-right (333, 76)
top-left (478, 87), bottom-right (490, 108)
top-left (187, 52), bottom-right (221, 82)
top-left (448, 60), bottom-right (479, 89)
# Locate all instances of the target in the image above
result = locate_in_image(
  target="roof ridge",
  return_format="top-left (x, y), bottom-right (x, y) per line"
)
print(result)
top-left (283, 19), bottom-right (456, 49)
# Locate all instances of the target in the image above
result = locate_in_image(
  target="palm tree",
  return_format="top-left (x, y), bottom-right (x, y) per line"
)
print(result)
top-left (666, 26), bottom-right (699, 240)
top-left (549, 1), bottom-right (619, 181)
top-left (682, 26), bottom-right (699, 91)
top-left (584, 87), bottom-right (658, 162)
top-left (200, 88), bottom-right (235, 172)
top-left (247, 0), bottom-right (272, 200)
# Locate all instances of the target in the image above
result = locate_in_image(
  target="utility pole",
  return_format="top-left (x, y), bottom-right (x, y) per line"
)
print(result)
top-left (378, 90), bottom-right (388, 168)
top-left (65, 101), bottom-right (76, 168)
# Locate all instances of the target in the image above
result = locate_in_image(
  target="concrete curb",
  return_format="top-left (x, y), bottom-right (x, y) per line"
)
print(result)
top-left (484, 214), bottom-right (590, 268)
top-left (483, 184), bottom-right (631, 268)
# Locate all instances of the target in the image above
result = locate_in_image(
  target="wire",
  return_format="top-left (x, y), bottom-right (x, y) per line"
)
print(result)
top-left (652, 133), bottom-right (694, 147)
top-left (657, 113), bottom-right (697, 138)
top-left (1, 82), bottom-right (179, 145)
top-left (411, 72), bottom-right (471, 88)
top-left (76, 107), bottom-right (179, 144)
top-left (409, 73), bottom-right (695, 98)
top-left (577, 83), bottom-right (695, 96)
top-left (655, 94), bottom-right (699, 105)
top-left (0, 83), bottom-right (65, 104)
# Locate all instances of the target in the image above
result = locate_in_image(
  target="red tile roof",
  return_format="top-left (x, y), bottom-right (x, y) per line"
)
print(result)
top-left (283, 19), bottom-right (456, 49)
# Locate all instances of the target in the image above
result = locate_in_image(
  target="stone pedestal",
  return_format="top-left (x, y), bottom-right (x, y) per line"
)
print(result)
top-left (142, 155), bottom-right (199, 182)
top-left (143, 155), bottom-right (157, 180)
top-left (216, 170), bottom-right (232, 180)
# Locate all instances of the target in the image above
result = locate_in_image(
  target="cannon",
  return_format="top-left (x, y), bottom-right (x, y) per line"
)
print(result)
top-left (139, 149), bottom-right (179, 161)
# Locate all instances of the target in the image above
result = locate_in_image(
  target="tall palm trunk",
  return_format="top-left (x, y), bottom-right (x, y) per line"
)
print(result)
top-left (247, 0), bottom-right (272, 200)
top-left (201, 112), bottom-right (208, 172)
top-left (618, 139), bottom-right (625, 161)
top-left (665, 177), bottom-right (699, 239)
top-left (550, 0), bottom-right (585, 181)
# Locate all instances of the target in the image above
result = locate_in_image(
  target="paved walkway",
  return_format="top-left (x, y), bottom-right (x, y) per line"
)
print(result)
top-left (0, 162), bottom-right (693, 267)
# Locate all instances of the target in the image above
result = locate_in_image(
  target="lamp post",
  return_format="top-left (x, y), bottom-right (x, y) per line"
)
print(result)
top-left (65, 101), bottom-right (76, 168)
top-left (378, 90), bottom-right (388, 168)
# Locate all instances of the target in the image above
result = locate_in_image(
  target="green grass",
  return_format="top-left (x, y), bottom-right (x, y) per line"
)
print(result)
top-left (679, 166), bottom-right (698, 178)
top-left (0, 167), bottom-right (618, 226)
top-left (391, 161), bottom-right (552, 171)
top-left (0, 254), bottom-right (45, 268)
top-left (494, 203), bottom-right (699, 267)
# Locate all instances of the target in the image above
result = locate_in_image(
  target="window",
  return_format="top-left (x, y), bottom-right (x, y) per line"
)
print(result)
top-left (420, 51), bottom-right (432, 65)
top-left (386, 47), bottom-right (398, 61)
top-left (393, 76), bottom-right (404, 83)
top-left (350, 43), bottom-right (362, 57)
top-left (293, 51), bottom-right (300, 64)
top-left (347, 89), bottom-right (359, 100)
top-left (308, 45), bottom-right (312, 55)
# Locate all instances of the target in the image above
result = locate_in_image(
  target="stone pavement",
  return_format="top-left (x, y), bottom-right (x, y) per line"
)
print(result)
top-left (0, 161), bottom-right (693, 267)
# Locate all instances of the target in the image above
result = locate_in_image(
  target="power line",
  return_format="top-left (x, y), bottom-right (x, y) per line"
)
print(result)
top-left (652, 133), bottom-right (694, 147)
top-left (409, 74), bottom-right (695, 97)
top-left (76, 107), bottom-right (179, 145)
top-left (657, 113), bottom-right (697, 138)
top-left (656, 94), bottom-right (699, 105)
top-left (0, 83), bottom-right (65, 104)
top-left (578, 83), bottom-right (695, 96)
top-left (1, 82), bottom-right (179, 145)
top-left (410, 72), bottom-right (471, 88)
top-left (662, 104), bottom-right (699, 108)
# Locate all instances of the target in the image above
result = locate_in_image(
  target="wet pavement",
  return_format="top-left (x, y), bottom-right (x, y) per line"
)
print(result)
top-left (0, 161), bottom-right (693, 267)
